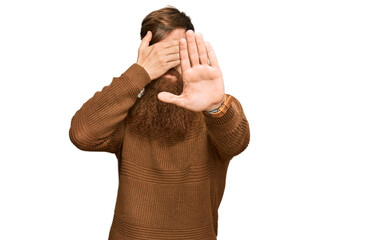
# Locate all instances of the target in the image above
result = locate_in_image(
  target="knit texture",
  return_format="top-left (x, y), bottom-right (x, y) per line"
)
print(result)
top-left (69, 63), bottom-right (250, 240)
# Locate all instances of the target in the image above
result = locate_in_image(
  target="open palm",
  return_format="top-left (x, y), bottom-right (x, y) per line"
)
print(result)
top-left (158, 30), bottom-right (225, 112)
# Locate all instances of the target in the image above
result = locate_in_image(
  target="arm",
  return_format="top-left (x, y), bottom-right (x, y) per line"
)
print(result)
top-left (202, 94), bottom-right (250, 161)
top-left (69, 63), bottom-right (151, 153)
top-left (69, 31), bottom-right (180, 153)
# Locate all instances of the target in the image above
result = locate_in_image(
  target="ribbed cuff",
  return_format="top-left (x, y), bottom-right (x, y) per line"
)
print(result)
top-left (119, 63), bottom-right (152, 96)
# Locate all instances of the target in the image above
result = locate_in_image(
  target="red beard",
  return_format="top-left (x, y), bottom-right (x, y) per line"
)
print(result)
top-left (127, 69), bottom-right (202, 142)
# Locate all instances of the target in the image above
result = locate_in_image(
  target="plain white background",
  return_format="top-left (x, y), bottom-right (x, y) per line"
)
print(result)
top-left (1, 0), bottom-right (388, 239)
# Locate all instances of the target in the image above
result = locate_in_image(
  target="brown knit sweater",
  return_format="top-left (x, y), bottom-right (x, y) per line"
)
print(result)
top-left (69, 63), bottom-right (250, 240)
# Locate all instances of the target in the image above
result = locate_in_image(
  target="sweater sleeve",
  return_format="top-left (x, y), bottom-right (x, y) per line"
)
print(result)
top-left (202, 94), bottom-right (250, 162)
top-left (69, 63), bottom-right (151, 153)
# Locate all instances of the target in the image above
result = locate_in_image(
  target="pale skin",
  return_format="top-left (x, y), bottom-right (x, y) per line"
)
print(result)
top-left (137, 28), bottom-right (225, 112)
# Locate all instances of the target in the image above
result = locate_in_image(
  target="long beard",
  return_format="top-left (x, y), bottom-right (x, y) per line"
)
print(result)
top-left (127, 70), bottom-right (201, 142)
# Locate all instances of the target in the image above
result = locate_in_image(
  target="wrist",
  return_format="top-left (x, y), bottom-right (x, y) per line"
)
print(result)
top-left (136, 63), bottom-right (154, 80)
top-left (206, 102), bottom-right (223, 112)
top-left (205, 94), bottom-right (226, 112)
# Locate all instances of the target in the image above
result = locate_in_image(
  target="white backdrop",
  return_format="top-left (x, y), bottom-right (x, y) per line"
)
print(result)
top-left (1, 0), bottom-right (388, 239)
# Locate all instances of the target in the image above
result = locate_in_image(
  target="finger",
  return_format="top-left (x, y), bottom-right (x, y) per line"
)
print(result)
top-left (157, 92), bottom-right (185, 107)
top-left (139, 31), bottom-right (152, 49)
top-left (165, 53), bottom-right (180, 62)
top-left (205, 41), bottom-right (219, 68)
top-left (179, 38), bottom-right (190, 71)
top-left (161, 40), bottom-right (180, 49)
top-left (167, 59), bottom-right (180, 69)
top-left (186, 30), bottom-right (199, 66)
top-left (195, 33), bottom-right (208, 65)
top-left (164, 44), bottom-right (180, 55)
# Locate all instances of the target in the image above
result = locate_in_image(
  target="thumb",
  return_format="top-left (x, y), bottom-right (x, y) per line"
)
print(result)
top-left (139, 31), bottom-right (152, 49)
top-left (158, 92), bottom-right (184, 107)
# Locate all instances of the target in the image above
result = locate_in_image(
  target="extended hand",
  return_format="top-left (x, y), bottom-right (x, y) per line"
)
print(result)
top-left (158, 30), bottom-right (225, 112)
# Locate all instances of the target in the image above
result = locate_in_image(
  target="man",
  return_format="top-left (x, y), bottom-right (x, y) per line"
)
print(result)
top-left (69, 6), bottom-right (250, 240)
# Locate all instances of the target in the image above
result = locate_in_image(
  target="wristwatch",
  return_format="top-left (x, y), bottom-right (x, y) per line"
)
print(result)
top-left (207, 94), bottom-right (227, 115)
top-left (203, 94), bottom-right (235, 118)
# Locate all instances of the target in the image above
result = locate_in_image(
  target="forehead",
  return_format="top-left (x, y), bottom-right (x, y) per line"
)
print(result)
top-left (161, 28), bottom-right (187, 41)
